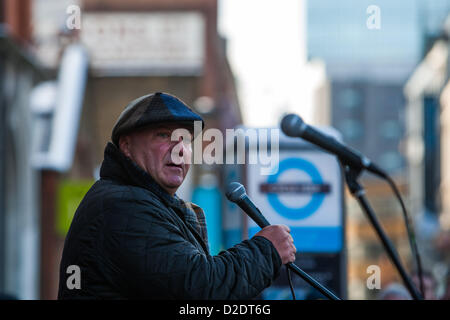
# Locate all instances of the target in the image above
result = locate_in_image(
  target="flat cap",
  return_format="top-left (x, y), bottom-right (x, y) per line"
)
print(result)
top-left (111, 92), bottom-right (204, 146)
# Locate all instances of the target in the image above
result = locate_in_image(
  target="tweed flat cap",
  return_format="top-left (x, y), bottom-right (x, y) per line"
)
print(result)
top-left (111, 92), bottom-right (204, 146)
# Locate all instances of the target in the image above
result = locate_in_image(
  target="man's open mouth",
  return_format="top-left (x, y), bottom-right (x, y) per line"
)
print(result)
top-left (166, 163), bottom-right (183, 169)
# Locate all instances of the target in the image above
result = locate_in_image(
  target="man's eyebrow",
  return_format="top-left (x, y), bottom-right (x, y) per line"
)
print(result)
top-left (152, 125), bottom-right (170, 130)
top-left (152, 126), bottom-right (194, 137)
top-left (154, 124), bottom-right (189, 130)
top-left (170, 126), bottom-right (194, 133)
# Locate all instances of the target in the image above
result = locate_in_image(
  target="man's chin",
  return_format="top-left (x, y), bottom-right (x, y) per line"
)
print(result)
top-left (158, 170), bottom-right (186, 194)
top-left (164, 178), bottom-right (184, 190)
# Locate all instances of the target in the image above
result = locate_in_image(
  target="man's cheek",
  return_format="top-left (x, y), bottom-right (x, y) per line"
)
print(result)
top-left (169, 144), bottom-right (183, 165)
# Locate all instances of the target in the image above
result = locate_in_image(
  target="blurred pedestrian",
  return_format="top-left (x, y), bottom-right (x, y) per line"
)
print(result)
top-left (0, 292), bottom-right (17, 300)
top-left (440, 271), bottom-right (450, 300)
top-left (57, 92), bottom-right (296, 299)
top-left (377, 283), bottom-right (412, 300)
top-left (412, 270), bottom-right (437, 300)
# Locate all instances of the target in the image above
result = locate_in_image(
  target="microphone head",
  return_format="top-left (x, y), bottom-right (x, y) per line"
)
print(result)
top-left (225, 182), bottom-right (247, 203)
top-left (281, 113), bottom-right (305, 137)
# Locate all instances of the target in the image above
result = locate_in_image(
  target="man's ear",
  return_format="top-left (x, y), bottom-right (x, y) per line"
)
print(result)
top-left (118, 135), bottom-right (132, 158)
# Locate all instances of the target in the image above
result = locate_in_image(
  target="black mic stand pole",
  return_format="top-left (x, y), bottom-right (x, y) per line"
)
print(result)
top-left (248, 206), bottom-right (341, 300)
top-left (342, 164), bottom-right (423, 300)
top-left (285, 262), bottom-right (340, 300)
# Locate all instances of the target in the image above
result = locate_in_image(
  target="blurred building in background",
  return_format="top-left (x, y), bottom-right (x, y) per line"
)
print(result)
top-left (3, 0), bottom-right (450, 300)
top-left (404, 39), bottom-right (447, 265)
top-left (405, 16), bottom-right (450, 296)
top-left (307, 0), bottom-right (450, 299)
top-left (0, 0), bottom-right (43, 299)
top-left (440, 28), bottom-right (450, 236)
top-left (0, 0), bottom-right (243, 299)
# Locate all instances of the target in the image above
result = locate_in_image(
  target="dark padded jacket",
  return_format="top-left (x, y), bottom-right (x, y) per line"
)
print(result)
top-left (58, 142), bottom-right (282, 299)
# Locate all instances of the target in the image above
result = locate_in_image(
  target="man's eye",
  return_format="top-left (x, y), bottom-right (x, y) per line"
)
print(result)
top-left (157, 132), bottom-right (170, 138)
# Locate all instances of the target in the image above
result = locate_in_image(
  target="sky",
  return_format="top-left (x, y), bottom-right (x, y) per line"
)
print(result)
top-left (218, 0), bottom-right (325, 128)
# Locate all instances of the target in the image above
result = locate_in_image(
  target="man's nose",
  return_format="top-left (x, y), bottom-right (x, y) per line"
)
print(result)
top-left (172, 136), bottom-right (187, 155)
top-left (176, 138), bottom-right (184, 156)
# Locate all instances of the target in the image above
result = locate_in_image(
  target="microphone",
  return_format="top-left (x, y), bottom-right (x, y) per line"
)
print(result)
top-left (225, 182), bottom-right (270, 228)
top-left (225, 181), bottom-right (341, 300)
top-left (281, 114), bottom-right (386, 178)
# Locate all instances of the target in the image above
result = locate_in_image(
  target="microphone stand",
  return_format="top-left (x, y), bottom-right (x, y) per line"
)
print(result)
top-left (250, 207), bottom-right (341, 300)
top-left (342, 164), bottom-right (423, 300)
top-left (285, 262), bottom-right (340, 300)
top-left (226, 182), bottom-right (340, 299)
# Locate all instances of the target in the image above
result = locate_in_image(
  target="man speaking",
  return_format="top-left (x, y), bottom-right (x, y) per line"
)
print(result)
top-left (58, 92), bottom-right (296, 299)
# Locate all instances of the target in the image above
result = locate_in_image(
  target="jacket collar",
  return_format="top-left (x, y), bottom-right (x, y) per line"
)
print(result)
top-left (100, 142), bottom-right (210, 254)
top-left (100, 142), bottom-right (180, 207)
